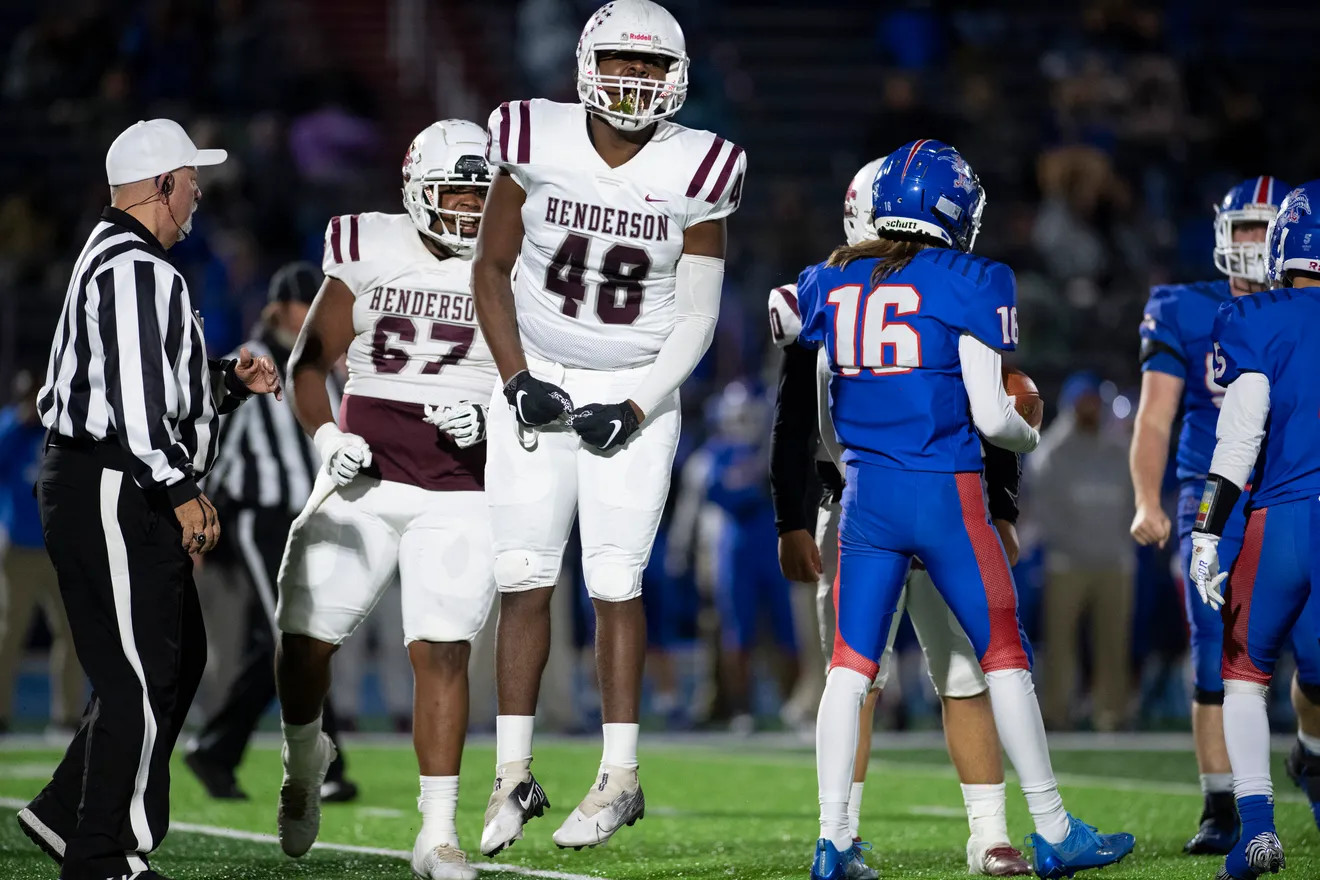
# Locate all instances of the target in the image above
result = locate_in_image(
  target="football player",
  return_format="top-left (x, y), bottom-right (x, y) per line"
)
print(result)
top-left (1187, 180), bottom-right (1320, 880)
top-left (767, 158), bottom-right (1030, 879)
top-left (793, 139), bottom-right (1134, 880)
top-left (473, 0), bottom-right (745, 856)
top-left (273, 120), bottom-right (498, 880)
top-left (1130, 176), bottom-right (1320, 854)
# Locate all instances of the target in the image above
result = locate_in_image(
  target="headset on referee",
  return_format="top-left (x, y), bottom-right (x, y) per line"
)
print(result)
top-left (16, 118), bottom-right (282, 880)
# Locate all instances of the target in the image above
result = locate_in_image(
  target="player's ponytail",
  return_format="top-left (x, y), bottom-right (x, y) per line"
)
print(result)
top-left (826, 235), bottom-right (932, 285)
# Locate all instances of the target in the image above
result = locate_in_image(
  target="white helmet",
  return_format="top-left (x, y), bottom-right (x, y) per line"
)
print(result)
top-left (843, 157), bottom-right (885, 246)
top-left (576, 0), bottom-right (689, 132)
top-left (401, 119), bottom-right (492, 258)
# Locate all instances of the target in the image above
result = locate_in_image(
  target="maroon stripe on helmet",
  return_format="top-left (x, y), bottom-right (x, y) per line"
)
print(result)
top-left (901, 139), bottom-right (931, 180)
top-left (774, 286), bottom-right (799, 317)
top-left (706, 144), bottom-right (745, 204)
top-left (329, 215), bottom-right (343, 263)
top-left (686, 136), bottom-right (725, 198)
top-left (498, 102), bottom-right (511, 164)
top-left (517, 101), bottom-right (531, 164)
top-left (348, 214), bottom-right (360, 262)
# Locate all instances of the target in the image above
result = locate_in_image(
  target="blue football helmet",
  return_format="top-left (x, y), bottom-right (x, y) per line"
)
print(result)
top-left (1214, 176), bottom-right (1288, 284)
top-left (1267, 180), bottom-right (1320, 283)
top-left (871, 139), bottom-right (985, 252)
top-left (706, 379), bottom-right (770, 444)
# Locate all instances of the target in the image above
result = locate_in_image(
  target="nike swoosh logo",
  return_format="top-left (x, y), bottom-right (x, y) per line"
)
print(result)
top-left (518, 791), bottom-right (535, 811)
top-left (516, 390), bottom-right (528, 419)
top-left (644, 194), bottom-right (667, 203)
top-left (604, 419), bottom-right (623, 448)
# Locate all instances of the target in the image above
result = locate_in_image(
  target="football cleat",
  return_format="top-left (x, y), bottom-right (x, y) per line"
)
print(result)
top-left (277, 731), bottom-right (336, 857)
top-left (810, 838), bottom-right (859, 880)
top-left (184, 749), bottom-right (247, 800)
top-left (1285, 739), bottom-right (1320, 830)
top-left (1216, 831), bottom-right (1285, 880)
top-left (481, 760), bottom-right (549, 857)
top-left (16, 807), bottom-right (65, 864)
top-left (847, 839), bottom-right (879, 880)
top-left (1185, 814), bottom-right (1242, 856)
top-left (968, 839), bottom-right (1032, 876)
top-left (1026, 814), bottom-right (1135, 878)
top-left (411, 838), bottom-right (478, 880)
top-left (552, 764), bottom-right (645, 850)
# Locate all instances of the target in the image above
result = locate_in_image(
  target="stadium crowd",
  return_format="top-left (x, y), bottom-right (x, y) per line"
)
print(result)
top-left (2, 0), bottom-right (1318, 743)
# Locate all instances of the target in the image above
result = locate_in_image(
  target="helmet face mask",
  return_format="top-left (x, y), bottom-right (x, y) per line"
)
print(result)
top-left (576, 0), bottom-right (689, 132)
top-left (1215, 177), bottom-right (1287, 285)
top-left (401, 121), bottom-right (491, 258)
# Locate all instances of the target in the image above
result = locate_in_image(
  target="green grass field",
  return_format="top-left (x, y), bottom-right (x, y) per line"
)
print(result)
top-left (1, 738), bottom-right (1317, 879)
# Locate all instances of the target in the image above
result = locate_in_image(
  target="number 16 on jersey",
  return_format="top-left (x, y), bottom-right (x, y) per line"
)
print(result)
top-left (826, 283), bottom-right (923, 376)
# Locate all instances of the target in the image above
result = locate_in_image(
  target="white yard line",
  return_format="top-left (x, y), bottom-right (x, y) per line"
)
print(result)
top-left (0, 796), bottom-right (608, 880)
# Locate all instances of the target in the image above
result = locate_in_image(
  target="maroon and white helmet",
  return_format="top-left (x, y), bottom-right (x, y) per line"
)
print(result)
top-left (843, 157), bottom-right (885, 246)
top-left (576, 0), bottom-right (689, 132)
top-left (401, 119), bottom-right (491, 257)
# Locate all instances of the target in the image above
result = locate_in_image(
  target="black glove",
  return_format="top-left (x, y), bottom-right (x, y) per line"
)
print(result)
top-left (503, 370), bottom-right (573, 427)
top-left (570, 401), bottom-right (641, 451)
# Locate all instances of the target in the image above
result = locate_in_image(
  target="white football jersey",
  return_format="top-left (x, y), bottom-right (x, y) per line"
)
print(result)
top-left (486, 99), bottom-right (746, 370)
top-left (322, 212), bottom-right (497, 408)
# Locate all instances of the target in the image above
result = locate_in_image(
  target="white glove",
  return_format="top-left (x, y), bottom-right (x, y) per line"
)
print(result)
top-left (313, 422), bottom-right (373, 487)
top-left (1189, 532), bottom-right (1228, 611)
top-left (423, 401), bottom-right (487, 449)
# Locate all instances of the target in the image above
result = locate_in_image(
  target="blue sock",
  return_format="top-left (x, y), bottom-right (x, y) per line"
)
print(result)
top-left (1225, 795), bottom-right (1275, 877)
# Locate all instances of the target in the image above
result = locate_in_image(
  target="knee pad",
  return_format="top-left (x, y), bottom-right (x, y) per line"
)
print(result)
top-left (584, 561), bottom-right (643, 602)
top-left (1194, 687), bottom-right (1226, 706)
top-left (1296, 677), bottom-right (1320, 706)
top-left (494, 549), bottom-right (558, 592)
top-left (932, 652), bottom-right (988, 699)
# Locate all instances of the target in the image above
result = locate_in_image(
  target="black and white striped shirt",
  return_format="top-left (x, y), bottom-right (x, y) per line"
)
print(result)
top-left (37, 207), bottom-right (250, 506)
top-left (206, 332), bottom-right (341, 516)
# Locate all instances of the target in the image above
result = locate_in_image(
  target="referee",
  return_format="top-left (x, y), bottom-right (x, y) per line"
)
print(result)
top-left (185, 262), bottom-right (356, 803)
top-left (16, 119), bottom-right (281, 880)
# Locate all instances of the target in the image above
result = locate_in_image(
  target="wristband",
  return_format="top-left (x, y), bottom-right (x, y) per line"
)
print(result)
top-left (1194, 474), bottom-right (1242, 538)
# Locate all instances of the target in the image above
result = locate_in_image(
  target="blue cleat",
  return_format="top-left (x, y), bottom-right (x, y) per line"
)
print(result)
top-left (848, 839), bottom-right (879, 880)
top-left (810, 838), bottom-right (858, 880)
top-left (1285, 739), bottom-right (1320, 831)
top-left (1026, 815), bottom-right (1136, 878)
top-left (1216, 830), bottom-right (1285, 880)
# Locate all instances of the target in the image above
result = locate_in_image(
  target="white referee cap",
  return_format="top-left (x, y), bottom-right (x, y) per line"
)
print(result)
top-left (105, 119), bottom-right (227, 186)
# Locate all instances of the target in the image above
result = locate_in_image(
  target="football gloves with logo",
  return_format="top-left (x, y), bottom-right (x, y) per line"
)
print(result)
top-left (503, 370), bottom-right (573, 427)
top-left (1189, 532), bottom-right (1227, 611)
top-left (313, 423), bottom-right (373, 487)
top-left (570, 401), bottom-right (640, 451)
top-left (423, 401), bottom-right (487, 448)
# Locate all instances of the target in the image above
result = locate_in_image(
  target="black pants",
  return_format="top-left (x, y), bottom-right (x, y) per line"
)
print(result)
top-left (190, 505), bottom-right (346, 780)
top-left (30, 444), bottom-right (206, 880)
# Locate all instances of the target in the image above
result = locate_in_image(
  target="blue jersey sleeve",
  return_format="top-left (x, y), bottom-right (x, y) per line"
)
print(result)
top-left (794, 263), bottom-right (825, 350)
top-left (1139, 286), bottom-right (1187, 379)
top-left (957, 258), bottom-right (1017, 352)
top-left (1212, 299), bottom-right (1266, 386)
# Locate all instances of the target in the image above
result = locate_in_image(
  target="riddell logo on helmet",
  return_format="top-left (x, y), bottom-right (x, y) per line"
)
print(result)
top-left (629, 32), bottom-right (653, 41)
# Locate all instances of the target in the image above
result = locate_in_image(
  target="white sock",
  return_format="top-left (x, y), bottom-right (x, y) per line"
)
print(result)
top-left (496, 715), bottom-right (535, 770)
top-left (962, 782), bottom-right (1010, 845)
top-left (1224, 681), bottom-right (1273, 799)
top-left (1299, 728), bottom-right (1320, 756)
top-left (1200, 773), bottom-right (1234, 794)
top-left (847, 782), bottom-right (865, 839)
top-left (602, 722), bottom-right (640, 770)
top-left (281, 715), bottom-right (323, 775)
top-left (817, 667), bottom-right (869, 852)
top-left (417, 775), bottom-right (460, 848)
top-left (984, 669), bottom-right (1070, 844)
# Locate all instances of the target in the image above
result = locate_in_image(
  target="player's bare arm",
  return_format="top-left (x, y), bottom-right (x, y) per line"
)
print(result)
top-left (1129, 370), bottom-right (1183, 547)
top-left (288, 277), bottom-right (355, 435)
top-left (472, 170), bottom-right (529, 384)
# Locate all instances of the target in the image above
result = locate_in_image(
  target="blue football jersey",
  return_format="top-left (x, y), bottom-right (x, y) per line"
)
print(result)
top-left (796, 248), bottom-right (1017, 472)
top-left (1138, 280), bottom-right (1233, 480)
top-left (703, 437), bottom-right (771, 522)
top-left (1214, 289), bottom-right (1320, 508)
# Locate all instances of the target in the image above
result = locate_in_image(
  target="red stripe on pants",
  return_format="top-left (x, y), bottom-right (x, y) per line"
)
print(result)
top-left (1222, 508), bottom-right (1270, 684)
top-left (829, 543), bottom-right (880, 680)
top-left (955, 472), bottom-right (1029, 672)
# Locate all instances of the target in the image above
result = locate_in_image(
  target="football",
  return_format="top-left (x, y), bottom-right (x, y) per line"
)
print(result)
top-left (1003, 365), bottom-right (1044, 429)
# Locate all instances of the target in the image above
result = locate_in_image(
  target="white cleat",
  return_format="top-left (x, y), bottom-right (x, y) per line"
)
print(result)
top-left (481, 760), bottom-right (550, 857)
top-left (551, 764), bottom-right (645, 850)
top-left (278, 731), bottom-right (336, 857)
top-left (412, 838), bottom-right (478, 880)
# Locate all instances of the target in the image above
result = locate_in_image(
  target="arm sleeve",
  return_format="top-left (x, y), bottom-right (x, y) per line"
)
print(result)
top-left (1208, 372), bottom-right (1270, 490)
top-left (207, 357), bottom-right (252, 415)
top-left (769, 342), bottom-right (819, 534)
top-left (982, 440), bottom-right (1023, 523)
top-left (958, 334), bottom-right (1039, 452)
top-left (628, 254), bottom-right (723, 417)
top-left (99, 261), bottom-right (201, 505)
top-left (958, 259), bottom-right (1018, 351)
top-left (1138, 287), bottom-right (1187, 378)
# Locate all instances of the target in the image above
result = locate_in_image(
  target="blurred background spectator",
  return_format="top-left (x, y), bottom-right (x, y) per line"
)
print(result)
top-left (2, 0), bottom-right (1318, 736)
